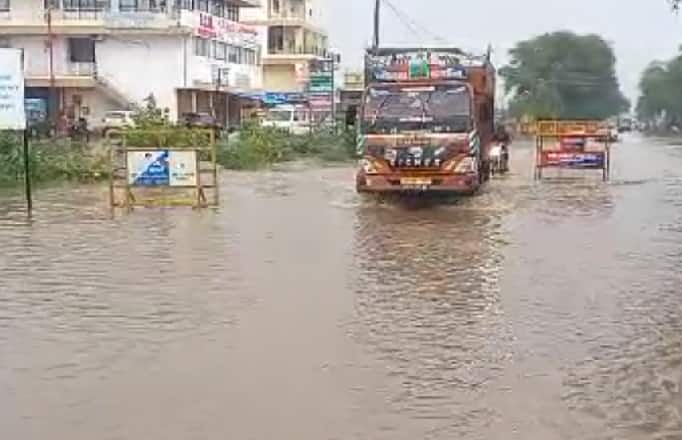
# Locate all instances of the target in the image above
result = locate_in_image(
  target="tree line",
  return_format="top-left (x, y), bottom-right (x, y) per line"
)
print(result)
top-left (500, 1), bottom-right (681, 126)
top-left (500, 31), bottom-right (629, 120)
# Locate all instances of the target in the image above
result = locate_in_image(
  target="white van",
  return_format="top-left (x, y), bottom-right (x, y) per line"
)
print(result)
top-left (262, 105), bottom-right (310, 135)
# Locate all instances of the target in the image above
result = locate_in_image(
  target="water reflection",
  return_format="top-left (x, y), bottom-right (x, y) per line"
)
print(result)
top-left (350, 204), bottom-right (513, 433)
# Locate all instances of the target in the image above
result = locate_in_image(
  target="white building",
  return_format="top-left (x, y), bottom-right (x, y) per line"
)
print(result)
top-left (0, 0), bottom-right (263, 128)
top-left (242, 0), bottom-right (328, 93)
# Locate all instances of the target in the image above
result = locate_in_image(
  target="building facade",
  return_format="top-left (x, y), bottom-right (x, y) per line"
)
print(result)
top-left (0, 0), bottom-right (263, 128)
top-left (243, 0), bottom-right (328, 93)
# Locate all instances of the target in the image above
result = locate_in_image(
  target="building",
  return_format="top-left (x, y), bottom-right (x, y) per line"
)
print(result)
top-left (242, 0), bottom-right (328, 93)
top-left (0, 0), bottom-right (264, 128)
top-left (339, 71), bottom-right (363, 127)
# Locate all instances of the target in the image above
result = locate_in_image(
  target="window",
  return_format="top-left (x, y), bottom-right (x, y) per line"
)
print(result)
top-left (193, 37), bottom-right (209, 57)
top-left (176, 0), bottom-right (192, 10)
top-left (68, 37), bottom-right (95, 63)
top-left (211, 0), bottom-right (224, 16)
top-left (197, 0), bottom-right (208, 12)
top-left (272, 0), bottom-right (279, 14)
top-left (216, 42), bottom-right (227, 60)
top-left (243, 49), bottom-right (254, 65)
top-left (227, 5), bottom-right (239, 21)
top-left (119, 0), bottom-right (138, 11)
top-left (63, 0), bottom-right (104, 10)
top-left (227, 45), bottom-right (238, 63)
top-left (0, 0), bottom-right (9, 12)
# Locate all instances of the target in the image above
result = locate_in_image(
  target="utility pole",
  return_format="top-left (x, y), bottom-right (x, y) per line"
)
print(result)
top-left (373, 0), bottom-right (380, 49)
top-left (46, 4), bottom-right (56, 132)
top-left (330, 52), bottom-right (336, 132)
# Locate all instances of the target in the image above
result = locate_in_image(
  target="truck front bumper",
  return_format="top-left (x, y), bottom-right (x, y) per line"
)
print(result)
top-left (356, 172), bottom-right (480, 194)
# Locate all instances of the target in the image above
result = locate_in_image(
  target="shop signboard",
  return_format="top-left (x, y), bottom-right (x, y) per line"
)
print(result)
top-left (0, 49), bottom-right (26, 130)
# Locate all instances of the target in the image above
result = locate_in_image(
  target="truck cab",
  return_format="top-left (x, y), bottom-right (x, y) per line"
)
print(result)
top-left (356, 47), bottom-right (496, 195)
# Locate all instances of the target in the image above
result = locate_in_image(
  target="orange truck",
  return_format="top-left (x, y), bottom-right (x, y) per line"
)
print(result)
top-left (355, 47), bottom-right (496, 194)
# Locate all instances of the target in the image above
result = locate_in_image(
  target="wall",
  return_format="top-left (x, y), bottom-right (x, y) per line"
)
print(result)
top-left (186, 53), bottom-right (262, 91)
top-left (6, 36), bottom-right (76, 78)
top-left (96, 35), bottom-right (185, 120)
top-left (305, 0), bottom-right (325, 29)
top-left (61, 88), bottom-right (120, 127)
top-left (3, 0), bottom-right (43, 21)
top-left (263, 64), bottom-right (297, 92)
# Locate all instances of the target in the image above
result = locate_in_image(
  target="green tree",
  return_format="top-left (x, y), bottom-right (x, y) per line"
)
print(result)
top-left (501, 31), bottom-right (629, 119)
top-left (636, 51), bottom-right (682, 128)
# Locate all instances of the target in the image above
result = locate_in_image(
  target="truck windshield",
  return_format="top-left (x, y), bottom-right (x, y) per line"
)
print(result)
top-left (362, 85), bottom-right (471, 134)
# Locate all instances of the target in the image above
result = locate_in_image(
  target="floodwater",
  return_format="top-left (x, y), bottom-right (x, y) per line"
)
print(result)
top-left (1, 135), bottom-right (682, 440)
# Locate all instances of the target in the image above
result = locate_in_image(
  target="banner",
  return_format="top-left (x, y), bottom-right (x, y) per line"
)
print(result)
top-left (540, 151), bottom-right (605, 169)
top-left (169, 151), bottom-right (197, 187)
top-left (0, 49), bottom-right (26, 130)
top-left (127, 150), bottom-right (199, 187)
top-left (180, 10), bottom-right (259, 47)
top-left (127, 150), bottom-right (170, 186)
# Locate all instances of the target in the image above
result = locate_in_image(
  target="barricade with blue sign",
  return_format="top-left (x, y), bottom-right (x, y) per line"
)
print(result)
top-left (107, 128), bottom-right (219, 209)
top-left (534, 120), bottom-right (611, 181)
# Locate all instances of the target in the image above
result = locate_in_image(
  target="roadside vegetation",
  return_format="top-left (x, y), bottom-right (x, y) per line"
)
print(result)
top-left (636, 49), bottom-right (682, 135)
top-left (0, 94), bottom-right (357, 187)
top-left (217, 123), bottom-right (357, 170)
top-left (0, 132), bottom-right (110, 188)
top-left (500, 31), bottom-right (629, 120)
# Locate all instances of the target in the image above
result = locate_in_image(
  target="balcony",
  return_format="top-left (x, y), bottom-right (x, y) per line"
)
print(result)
top-left (246, 3), bottom-right (325, 35)
top-left (0, 5), bottom-right (180, 34)
top-left (24, 61), bottom-right (98, 88)
top-left (267, 46), bottom-right (327, 57)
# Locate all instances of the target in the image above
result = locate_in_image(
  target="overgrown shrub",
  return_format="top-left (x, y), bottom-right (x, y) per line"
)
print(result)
top-left (0, 132), bottom-right (110, 187)
top-left (217, 123), bottom-right (356, 170)
top-left (122, 94), bottom-right (213, 149)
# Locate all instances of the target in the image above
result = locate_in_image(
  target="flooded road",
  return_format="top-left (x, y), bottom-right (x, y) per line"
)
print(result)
top-left (2, 135), bottom-right (682, 439)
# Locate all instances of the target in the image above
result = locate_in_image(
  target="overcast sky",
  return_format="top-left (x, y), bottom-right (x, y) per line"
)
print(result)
top-left (324, 0), bottom-right (682, 103)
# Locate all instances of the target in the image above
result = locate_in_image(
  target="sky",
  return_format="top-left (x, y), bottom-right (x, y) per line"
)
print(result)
top-left (323, 0), bottom-right (682, 105)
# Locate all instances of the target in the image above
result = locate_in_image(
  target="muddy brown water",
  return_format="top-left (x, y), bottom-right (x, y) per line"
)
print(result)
top-left (1, 135), bottom-right (682, 440)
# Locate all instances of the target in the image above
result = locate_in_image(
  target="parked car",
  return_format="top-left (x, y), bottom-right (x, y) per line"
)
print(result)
top-left (181, 112), bottom-right (221, 130)
top-left (261, 105), bottom-right (311, 135)
top-left (102, 110), bottom-right (135, 134)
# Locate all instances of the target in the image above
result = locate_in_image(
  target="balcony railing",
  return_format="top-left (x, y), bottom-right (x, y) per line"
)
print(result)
top-left (67, 62), bottom-right (97, 77)
top-left (269, 9), bottom-right (307, 20)
top-left (25, 62), bottom-right (97, 78)
top-left (267, 46), bottom-right (327, 57)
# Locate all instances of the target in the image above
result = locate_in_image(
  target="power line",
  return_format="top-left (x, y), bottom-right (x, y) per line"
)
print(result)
top-left (381, 0), bottom-right (448, 44)
top-left (381, 0), bottom-right (421, 41)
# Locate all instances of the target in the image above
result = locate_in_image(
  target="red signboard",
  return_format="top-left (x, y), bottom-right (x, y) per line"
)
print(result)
top-left (181, 11), bottom-right (259, 46)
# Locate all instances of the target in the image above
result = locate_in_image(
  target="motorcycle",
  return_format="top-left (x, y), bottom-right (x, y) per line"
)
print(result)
top-left (489, 142), bottom-right (509, 176)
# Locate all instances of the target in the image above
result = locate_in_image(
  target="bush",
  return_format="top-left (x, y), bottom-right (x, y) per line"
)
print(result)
top-left (121, 94), bottom-right (213, 150)
top-left (0, 132), bottom-right (110, 187)
top-left (217, 123), bottom-right (356, 170)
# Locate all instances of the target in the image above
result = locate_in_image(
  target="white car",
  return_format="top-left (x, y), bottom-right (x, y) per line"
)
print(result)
top-left (102, 110), bottom-right (135, 133)
top-left (262, 105), bottom-right (310, 135)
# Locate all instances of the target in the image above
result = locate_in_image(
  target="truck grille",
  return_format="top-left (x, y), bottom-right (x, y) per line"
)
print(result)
top-left (389, 147), bottom-right (444, 169)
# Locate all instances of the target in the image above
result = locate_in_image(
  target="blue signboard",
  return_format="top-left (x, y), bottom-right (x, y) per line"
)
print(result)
top-left (127, 150), bottom-right (170, 186)
top-left (263, 92), bottom-right (308, 105)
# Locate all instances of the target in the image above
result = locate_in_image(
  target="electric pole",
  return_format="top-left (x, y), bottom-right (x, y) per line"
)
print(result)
top-left (46, 4), bottom-right (56, 132)
top-left (373, 0), bottom-right (380, 49)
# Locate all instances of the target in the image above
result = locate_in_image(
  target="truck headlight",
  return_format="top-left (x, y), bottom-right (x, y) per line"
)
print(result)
top-left (360, 158), bottom-right (379, 174)
top-left (453, 156), bottom-right (478, 174)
